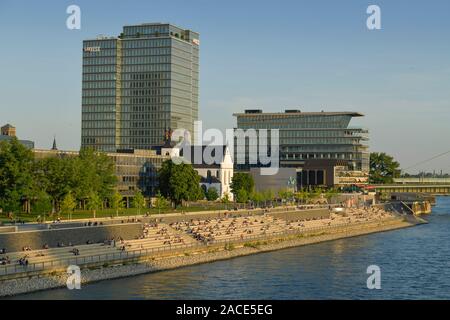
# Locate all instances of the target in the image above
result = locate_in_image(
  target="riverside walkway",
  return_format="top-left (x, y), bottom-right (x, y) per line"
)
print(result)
top-left (1, 204), bottom-right (333, 231)
top-left (0, 205), bottom-right (401, 278)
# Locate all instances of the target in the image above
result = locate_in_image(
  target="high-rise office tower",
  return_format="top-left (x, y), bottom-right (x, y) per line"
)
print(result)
top-left (81, 23), bottom-right (199, 152)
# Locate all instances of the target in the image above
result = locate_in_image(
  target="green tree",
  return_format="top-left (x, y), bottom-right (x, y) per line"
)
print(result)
top-left (35, 156), bottom-right (76, 211)
top-left (324, 188), bottom-right (339, 203)
top-left (262, 189), bottom-right (275, 207)
top-left (206, 187), bottom-right (219, 201)
top-left (0, 138), bottom-right (35, 212)
top-left (132, 190), bottom-right (146, 215)
top-left (158, 160), bottom-right (203, 207)
top-left (221, 192), bottom-right (231, 203)
top-left (60, 192), bottom-right (77, 220)
top-left (201, 185), bottom-right (208, 200)
top-left (154, 192), bottom-right (170, 213)
top-left (87, 192), bottom-right (102, 218)
top-left (230, 173), bottom-right (254, 198)
top-left (236, 189), bottom-right (249, 203)
top-left (295, 189), bottom-right (311, 204)
top-left (311, 187), bottom-right (323, 201)
top-left (75, 148), bottom-right (117, 201)
top-left (32, 191), bottom-right (52, 221)
top-left (370, 152), bottom-right (401, 184)
top-left (278, 188), bottom-right (294, 202)
top-left (34, 148), bottom-right (117, 211)
top-left (110, 191), bottom-right (124, 217)
top-left (250, 190), bottom-right (263, 207)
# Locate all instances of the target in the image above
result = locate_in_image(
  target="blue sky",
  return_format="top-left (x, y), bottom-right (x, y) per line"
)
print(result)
top-left (0, 0), bottom-right (449, 173)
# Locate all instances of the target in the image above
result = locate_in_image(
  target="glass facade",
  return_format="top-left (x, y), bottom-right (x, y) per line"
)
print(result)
top-left (82, 23), bottom-right (199, 152)
top-left (234, 110), bottom-right (369, 174)
top-left (110, 150), bottom-right (167, 197)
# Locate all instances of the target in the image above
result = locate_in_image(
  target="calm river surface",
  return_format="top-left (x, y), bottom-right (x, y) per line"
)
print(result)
top-left (12, 197), bottom-right (450, 300)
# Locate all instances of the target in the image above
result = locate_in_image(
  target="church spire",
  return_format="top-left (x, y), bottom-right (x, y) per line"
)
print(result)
top-left (52, 136), bottom-right (58, 150)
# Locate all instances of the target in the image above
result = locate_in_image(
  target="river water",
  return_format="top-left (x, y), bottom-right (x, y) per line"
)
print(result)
top-left (11, 197), bottom-right (450, 300)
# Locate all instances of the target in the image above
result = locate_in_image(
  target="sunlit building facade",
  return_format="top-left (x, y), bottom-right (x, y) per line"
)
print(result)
top-left (233, 110), bottom-right (370, 187)
top-left (0, 124), bottom-right (34, 149)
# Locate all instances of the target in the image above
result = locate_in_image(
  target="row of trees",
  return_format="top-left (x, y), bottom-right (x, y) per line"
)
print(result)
top-left (0, 140), bottom-right (225, 215)
top-left (58, 189), bottom-right (146, 219)
top-left (228, 172), bottom-right (339, 204)
top-left (0, 138), bottom-right (117, 215)
top-left (401, 171), bottom-right (449, 178)
top-left (238, 186), bottom-right (339, 206)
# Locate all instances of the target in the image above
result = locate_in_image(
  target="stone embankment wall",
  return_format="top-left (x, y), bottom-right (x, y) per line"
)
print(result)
top-left (0, 226), bottom-right (17, 234)
top-left (0, 217), bottom-right (420, 297)
top-left (269, 208), bottom-right (330, 221)
top-left (0, 223), bottom-right (142, 252)
top-left (143, 207), bottom-right (328, 224)
top-left (0, 207), bottom-right (326, 252)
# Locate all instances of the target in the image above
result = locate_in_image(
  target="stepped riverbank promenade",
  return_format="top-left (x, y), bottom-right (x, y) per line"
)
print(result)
top-left (0, 204), bottom-right (426, 297)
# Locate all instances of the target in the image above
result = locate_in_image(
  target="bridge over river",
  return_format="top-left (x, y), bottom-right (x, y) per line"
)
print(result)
top-left (370, 184), bottom-right (450, 196)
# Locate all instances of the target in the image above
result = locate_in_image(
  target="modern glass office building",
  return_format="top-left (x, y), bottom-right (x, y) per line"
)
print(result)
top-left (81, 23), bottom-right (199, 152)
top-left (233, 110), bottom-right (369, 185)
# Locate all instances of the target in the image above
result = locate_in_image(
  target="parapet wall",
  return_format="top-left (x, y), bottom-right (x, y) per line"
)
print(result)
top-left (141, 207), bottom-right (329, 224)
top-left (0, 226), bottom-right (18, 234)
top-left (269, 209), bottom-right (330, 222)
top-left (145, 211), bottom-right (259, 224)
top-left (0, 223), bottom-right (142, 253)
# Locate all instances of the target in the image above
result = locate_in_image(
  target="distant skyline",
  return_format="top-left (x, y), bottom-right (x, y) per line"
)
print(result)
top-left (0, 0), bottom-right (449, 173)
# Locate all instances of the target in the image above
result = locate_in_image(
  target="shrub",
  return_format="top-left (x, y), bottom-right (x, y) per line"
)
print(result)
top-left (224, 243), bottom-right (235, 251)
